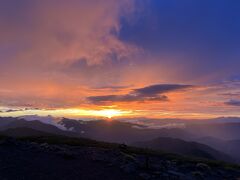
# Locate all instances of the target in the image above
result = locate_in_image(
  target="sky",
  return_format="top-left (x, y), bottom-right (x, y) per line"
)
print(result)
top-left (1, 0), bottom-right (240, 119)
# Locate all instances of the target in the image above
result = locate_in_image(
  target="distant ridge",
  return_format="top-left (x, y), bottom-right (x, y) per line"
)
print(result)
top-left (133, 137), bottom-right (234, 163)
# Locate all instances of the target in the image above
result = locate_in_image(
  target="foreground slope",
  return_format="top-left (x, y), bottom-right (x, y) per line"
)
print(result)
top-left (0, 135), bottom-right (239, 180)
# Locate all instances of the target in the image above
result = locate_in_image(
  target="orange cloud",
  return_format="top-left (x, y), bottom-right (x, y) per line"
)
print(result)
top-left (0, 0), bottom-right (137, 66)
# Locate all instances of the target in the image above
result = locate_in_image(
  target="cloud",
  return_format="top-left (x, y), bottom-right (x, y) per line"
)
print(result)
top-left (0, 0), bottom-right (138, 67)
top-left (133, 123), bottom-right (186, 129)
top-left (93, 85), bottom-right (131, 90)
top-left (87, 94), bottom-right (168, 104)
top-left (92, 85), bottom-right (132, 92)
top-left (133, 84), bottom-right (192, 96)
top-left (0, 0), bottom-right (141, 108)
top-left (220, 92), bottom-right (240, 97)
top-left (1, 1), bottom-right (240, 118)
top-left (5, 109), bottom-right (22, 113)
top-left (0, 107), bottom-right (40, 113)
top-left (87, 84), bottom-right (192, 104)
top-left (225, 100), bottom-right (240, 106)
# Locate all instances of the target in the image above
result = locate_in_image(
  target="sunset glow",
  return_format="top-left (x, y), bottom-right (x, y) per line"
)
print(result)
top-left (0, 107), bottom-right (133, 119)
top-left (56, 108), bottom-right (133, 119)
top-left (0, 0), bottom-right (240, 119)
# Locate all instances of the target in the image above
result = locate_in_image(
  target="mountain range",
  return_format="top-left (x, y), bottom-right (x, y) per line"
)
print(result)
top-left (0, 116), bottom-right (240, 164)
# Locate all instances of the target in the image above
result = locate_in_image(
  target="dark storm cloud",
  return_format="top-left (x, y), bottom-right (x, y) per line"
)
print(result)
top-left (87, 84), bottom-right (192, 104)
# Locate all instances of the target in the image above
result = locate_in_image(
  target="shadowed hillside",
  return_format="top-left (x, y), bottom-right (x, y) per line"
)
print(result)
top-left (133, 137), bottom-right (234, 163)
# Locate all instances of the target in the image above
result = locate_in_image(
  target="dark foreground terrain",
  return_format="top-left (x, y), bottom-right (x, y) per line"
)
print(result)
top-left (0, 136), bottom-right (239, 180)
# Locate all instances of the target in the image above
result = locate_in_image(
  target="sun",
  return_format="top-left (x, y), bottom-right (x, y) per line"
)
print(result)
top-left (96, 109), bottom-right (124, 119)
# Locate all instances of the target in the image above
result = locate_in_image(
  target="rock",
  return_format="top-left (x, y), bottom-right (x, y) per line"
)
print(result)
top-left (56, 150), bottom-right (76, 160)
top-left (191, 171), bottom-right (204, 180)
top-left (91, 152), bottom-right (108, 162)
top-left (107, 163), bottom-right (114, 167)
top-left (168, 170), bottom-right (187, 179)
top-left (121, 152), bottom-right (136, 162)
top-left (153, 171), bottom-right (161, 175)
top-left (151, 163), bottom-right (165, 171)
top-left (159, 173), bottom-right (169, 179)
top-left (165, 160), bottom-right (171, 166)
top-left (0, 138), bottom-right (19, 146)
top-left (120, 162), bottom-right (137, 173)
top-left (119, 144), bottom-right (127, 151)
top-left (179, 163), bottom-right (196, 172)
top-left (138, 173), bottom-right (151, 180)
top-left (40, 143), bottom-right (49, 149)
top-left (196, 163), bottom-right (211, 171)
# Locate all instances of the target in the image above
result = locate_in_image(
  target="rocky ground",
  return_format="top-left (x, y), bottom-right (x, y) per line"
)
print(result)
top-left (0, 138), bottom-right (239, 180)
